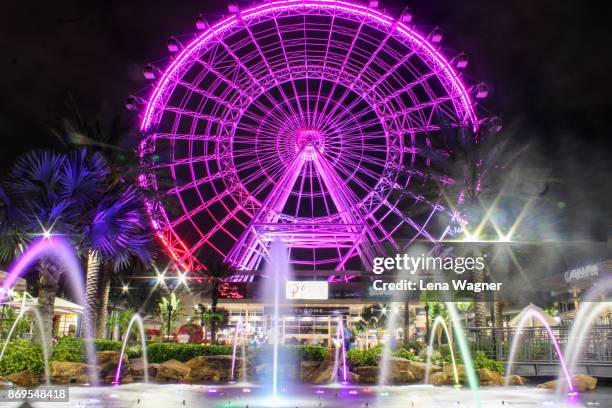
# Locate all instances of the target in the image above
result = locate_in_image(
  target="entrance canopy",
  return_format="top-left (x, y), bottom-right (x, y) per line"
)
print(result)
top-left (508, 303), bottom-right (558, 327)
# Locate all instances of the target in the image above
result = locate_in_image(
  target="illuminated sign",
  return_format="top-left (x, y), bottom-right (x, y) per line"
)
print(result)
top-left (564, 264), bottom-right (598, 283)
top-left (286, 281), bottom-right (328, 300)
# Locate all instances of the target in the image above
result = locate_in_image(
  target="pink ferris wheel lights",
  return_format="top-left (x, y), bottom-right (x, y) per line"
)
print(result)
top-left (137, 1), bottom-right (479, 271)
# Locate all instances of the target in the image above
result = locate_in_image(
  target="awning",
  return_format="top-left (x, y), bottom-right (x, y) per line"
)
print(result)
top-left (508, 303), bottom-right (558, 327)
top-left (8, 297), bottom-right (84, 315)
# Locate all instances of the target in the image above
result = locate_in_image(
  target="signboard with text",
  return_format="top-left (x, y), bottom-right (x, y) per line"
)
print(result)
top-left (285, 281), bottom-right (329, 300)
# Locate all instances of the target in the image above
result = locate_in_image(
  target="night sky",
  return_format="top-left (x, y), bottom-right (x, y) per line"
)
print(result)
top-left (1, 0), bottom-right (611, 246)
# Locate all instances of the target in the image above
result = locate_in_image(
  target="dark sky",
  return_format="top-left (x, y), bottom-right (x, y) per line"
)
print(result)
top-left (1, 0), bottom-right (611, 243)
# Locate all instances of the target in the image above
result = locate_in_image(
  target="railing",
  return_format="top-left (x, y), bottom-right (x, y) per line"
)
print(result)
top-left (466, 325), bottom-right (612, 363)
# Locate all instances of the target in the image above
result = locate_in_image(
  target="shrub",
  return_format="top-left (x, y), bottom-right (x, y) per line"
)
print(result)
top-left (347, 345), bottom-right (383, 367)
top-left (51, 336), bottom-right (86, 362)
top-left (393, 347), bottom-right (418, 361)
top-left (296, 345), bottom-right (326, 362)
top-left (146, 343), bottom-right (232, 363)
top-left (126, 345), bottom-right (143, 358)
top-left (252, 345), bottom-right (326, 364)
top-left (473, 351), bottom-right (504, 373)
top-left (94, 339), bottom-right (123, 352)
top-left (0, 340), bottom-right (45, 375)
top-left (404, 339), bottom-right (425, 354)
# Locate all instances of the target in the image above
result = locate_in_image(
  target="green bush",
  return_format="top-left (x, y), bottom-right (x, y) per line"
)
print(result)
top-left (473, 351), bottom-right (504, 373)
top-left (94, 339), bottom-right (123, 352)
top-left (51, 336), bottom-right (86, 362)
top-left (296, 345), bottom-right (326, 362)
top-left (0, 340), bottom-right (45, 375)
top-left (147, 343), bottom-right (232, 363)
top-left (347, 345), bottom-right (383, 367)
top-left (393, 347), bottom-right (418, 361)
top-left (126, 345), bottom-right (143, 358)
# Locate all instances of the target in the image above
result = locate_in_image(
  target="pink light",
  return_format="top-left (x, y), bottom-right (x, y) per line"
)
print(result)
top-left (137, 0), bottom-right (478, 270)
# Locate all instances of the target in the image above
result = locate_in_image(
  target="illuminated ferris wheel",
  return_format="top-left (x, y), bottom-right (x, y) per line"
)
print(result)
top-left (137, 1), bottom-right (481, 272)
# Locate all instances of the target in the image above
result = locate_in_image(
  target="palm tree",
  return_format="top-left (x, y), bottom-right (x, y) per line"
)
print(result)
top-left (82, 186), bottom-right (153, 337)
top-left (0, 150), bottom-right (108, 346)
top-left (201, 260), bottom-right (237, 343)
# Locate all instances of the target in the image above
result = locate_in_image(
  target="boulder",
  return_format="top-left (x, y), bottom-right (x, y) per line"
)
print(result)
top-left (349, 371), bottom-right (360, 383)
top-left (97, 351), bottom-right (130, 383)
top-left (476, 368), bottom-right (504, 386)
top-left (537, 374), bottom-right (597, 392)
top-left (0, 375), bottom-right (13, 388)
top-left (430, 371), bottom-right (453, 385)
top-left (130, 358), bottom-right (159, 378)
top-left (508, 374), bottom-right (528, 386)
top-left (156, 359), bottom-right (191, 382)
top-left (50, 361), bottom-right (99, 384)
top-left (375, 356), bottom-right (415, 384)
top-left (300, 361), bottom-right (321, 380)
top-left (183, 355), bottom-right (245, 383)
top-left (353, 366), bottom-right (378, 384)
top-left (6, 371), bottom-right (39, 387)
top-left (407, 361), bottom-right (441, 381)
top-left (303, 349), bottom-right (336, 384)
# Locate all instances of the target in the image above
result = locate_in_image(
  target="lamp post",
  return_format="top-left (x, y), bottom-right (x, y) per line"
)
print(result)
top-left (198, 303), bottom-right (205, 341)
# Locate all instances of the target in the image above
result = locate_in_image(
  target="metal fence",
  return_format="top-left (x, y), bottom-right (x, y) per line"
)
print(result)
top-left (466, 325), bottom-right (612, 363)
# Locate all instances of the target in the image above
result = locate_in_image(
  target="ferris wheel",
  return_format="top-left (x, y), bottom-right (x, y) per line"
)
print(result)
top-left (137, 0), bottom-right (481, 272)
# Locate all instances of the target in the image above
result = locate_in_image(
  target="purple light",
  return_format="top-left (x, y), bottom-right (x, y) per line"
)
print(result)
top-left (348, 390), bottom-right (358, 395)
top-left (337, 319), bottom-right (349, 384)
top-left (506, 309), bottom-right (574, 393)
top-left (138, 0), bottom-right (478, 271)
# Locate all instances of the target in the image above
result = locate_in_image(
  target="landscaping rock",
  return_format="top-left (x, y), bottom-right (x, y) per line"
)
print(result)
top-left (97, 351), bottom-right (130, 383)
top-left (375, 356), bottom-right (415, 384)
top-left (430, 371), bottom-right (453, 385)
top-left (256, 363), bottom-right (299, 381)
top-left (183, 355), bottom-right (245, 383)
top-left (477, 368), bottom-right (504, 386)
top-left (508, 374), bottom-right (528, 386)
top-left (537, 374), bottom-right (597, 392)
top-left (6, 371), bottom-right (39, 387)
top-left (0, 376), bottom-right (13, 388)
top-left (407, 361), bottom-right (441, 381)
top-left (303, 348), bottom-right (336, 384)
top-left (300, 361), bottom-right (321, 380)
top-left (50, 362), bottom-right (99, 384)
top-left (353, 366), bottom-right (378, 384)
top-left (156, 359), bottom-right (191, 382)
top-left (349, 371), bottom-right (360, 383)
top-left (130, 358), bottom-right (159, 378)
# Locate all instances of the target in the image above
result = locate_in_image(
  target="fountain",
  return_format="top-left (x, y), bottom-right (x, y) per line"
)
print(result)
top-left (262, 240), bottom-right (293, 401)
top-left (0, 306), bottom-right (51, 385)
top-left (230, 317), bottom-right (248, 384)
top-left (423, 315), bottom-right (459, 386)
top-left (332, 318), bottom-right (349, 384)
top-left (114, 313), bottom-right (149, 384)
top-left (503, 306), bottom-right (573, 392)
top-left (0, 237), bottom-right (98, 384)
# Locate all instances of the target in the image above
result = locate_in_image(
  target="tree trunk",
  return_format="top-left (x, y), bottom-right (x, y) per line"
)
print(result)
top-left (210, 281), bottom-right (219, 343)
top-left (472, 268), bottom-right (487, 328)
top-left (403, 300), bottom-right (411, 346)
top-left (34, 259), bottom-right (60, 349)
top-left (83, 250), bottom-right (101, 338)
top-left (95, 267), bottom-right (111, 338)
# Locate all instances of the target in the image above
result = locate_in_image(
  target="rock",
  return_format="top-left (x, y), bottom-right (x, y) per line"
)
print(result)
top-left (183, 355), bottom-right (244, 383)
top-left (407, 361), bottom-right (441, 381)
top-left (508, 374), bottom-right (528, 386)
top-left (303, 349), bottom-right (336, 384)
top-left (477, 368), bottom-right (504, 386)
top-left (430, 371), bottom-right (453, 385)
top-left (50, 361), bottom-right (99, 384)
top-left (97, 351), bottom-right (130, 383)
top-left (130, 358), bottom-right (159, 378)
top-left (375, 356), bottom-right (416, 384)
top-left (537, 374), bottom-right (597, 392)
top-left (6, 371), bottom-right (39, 387)
top-left (156, 359), bottom-right (191, 382)
top-left (0, 375), bottom-right (13, 388)
top-left (300, 361), bottom-right (321, 380)
top-left (353, 366), bottom-right (378, 384)
top-left (349, 371), bottom-right (360, 383)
